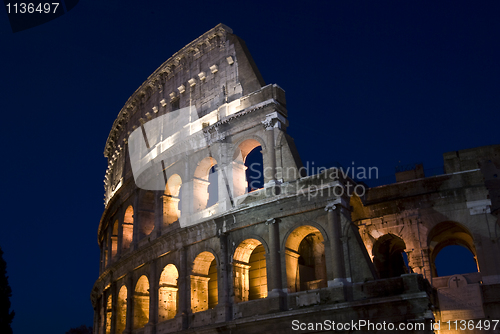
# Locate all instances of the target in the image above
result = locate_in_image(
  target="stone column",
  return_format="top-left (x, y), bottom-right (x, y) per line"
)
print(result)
top-left (110, 282), bottom-right (117, 334)
top-left (147, 260), bottom-right (158, 333)
top-left (262, 116), bottom-right (277, 185)
top-left (265, 126), bottom-right (277, 182)
top-left (181, 158), bottom-right (192, 220)
top-left (107, 222), bottom-right (113, 266)
top-left (262, 112), bottom-right (286, 195)
top-left (325, 200), bottom-right (347, 286)
top-left (154, 190), bottom-right (162, 238)
top-left (107, 226), bottom-right (112, 267)
top-left (100, 244), bottom-right (105, 273)
top-left (124, 275), bottom-right (134, 334)
top-left (132, 190), bottom-right (140, 250)
top-left (93, 307), bottom-right (99, 334)
top-left (178, 247), bottom-right (189, 330)
top-left (117, 215), bottom-right (123, 260)
top-left (266, 218), bottom-right (283, 294)
top-left (100, 295), bottom-right (106, 334)
top-left (219, 233), bottom-right (232, 321)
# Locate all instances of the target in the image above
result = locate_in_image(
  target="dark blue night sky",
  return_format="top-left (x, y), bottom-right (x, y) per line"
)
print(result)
top-left (0, 1), bottom-right (498, 333)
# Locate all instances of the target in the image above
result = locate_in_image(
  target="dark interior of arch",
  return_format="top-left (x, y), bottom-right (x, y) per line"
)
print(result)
top-left (372, 234), bottom-right (408, 279)
top-left (207, 165), bottom-right (219, 207)
top-left (434, 245), bottom-right (478, 277)
top-left (296, 233), bottom-right (327, 291)
top-left (245, 146), bottom-right (263, 192)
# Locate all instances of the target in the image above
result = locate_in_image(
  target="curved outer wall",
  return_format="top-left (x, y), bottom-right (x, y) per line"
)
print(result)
top-left (91, 24), bottom-right (449, 334)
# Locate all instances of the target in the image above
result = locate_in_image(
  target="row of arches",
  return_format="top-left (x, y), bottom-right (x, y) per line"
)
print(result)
top-left (371, 221), bottom-right (479, 280)
top-left (100, 224), bottom-right (329, 333)
top-left (101, 140), bottom-right (265, 269)
top-left (112, 264), bottom-right (181, 333)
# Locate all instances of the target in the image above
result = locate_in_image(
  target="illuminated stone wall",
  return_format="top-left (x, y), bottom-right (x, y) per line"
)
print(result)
top-left (90, 24), bottom-right (500, 334)
top-left (351, 145), bottom-right (500, 330)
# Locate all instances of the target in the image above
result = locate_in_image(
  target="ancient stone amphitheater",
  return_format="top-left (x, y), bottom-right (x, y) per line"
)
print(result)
top-left (91, 24), bottom-right (500, 334)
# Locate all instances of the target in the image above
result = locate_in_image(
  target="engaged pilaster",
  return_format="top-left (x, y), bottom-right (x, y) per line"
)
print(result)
top-left (106, 226), bottom-right (112, 267)
top-left (262, 111), bottom-right (287, 195)
top-left (132, 189), bottom-right (140, 250)
top-left (100, 293), bottom-right (106, 334)
top-left (178, 247), bottom-right (189, 330)
top-left (147, 259), bottom-right (158, 333)
top-left (218, 233), bottom-right (232, 321)
top-left (124, 274), bottom-right (134, 334)
top-left (325, 199), bottom-right (347, 287)
top-left (110, 282), bottom-right (117, 334)
top-left (266, 218), bottom-right (283, 294)
top-left (154, 190), bottom-right (163, 238)
top-left (117, 215), bottom-right (123, 259)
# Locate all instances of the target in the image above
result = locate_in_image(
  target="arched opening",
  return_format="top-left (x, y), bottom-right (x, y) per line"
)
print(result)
top-left (116, 285), bottom-right (127, 334)
top-left (138, 191), bottom-right (155, 239)
top-left (191, 251), bottom-right (218, 313)
top-left (122, 206), bottom-right (134, 251)
top-left (285, 225), bottom-right (327, 292)
top-left (111, 221), bottom-right (118, 259)
top-left (193, 157), bottom-right (218, 211)
top-left (435, 245), bottom-right (478, 277)
top-left (164, 174), bottom-right (182, 226)
top-left (106, 295), bottom-right (112, 334)
top-left (133, 275), bottom-right (150, 329)
top-left (372, 234), bottom-right (409, 279)
top-left (158, 264), bottom-right (179, 321)
top-left (233, 139), bottom-right (264, 197)
top-left (428, 222), bottom-right (478, 278)
top-left (233, 239), bottom-right (267, 302)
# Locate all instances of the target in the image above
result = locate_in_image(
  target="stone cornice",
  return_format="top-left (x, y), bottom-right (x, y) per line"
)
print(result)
top-left (104, 23), bottom-right (233, 158)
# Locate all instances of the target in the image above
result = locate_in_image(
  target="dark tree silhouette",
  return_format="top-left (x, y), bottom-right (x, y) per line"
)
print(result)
top-left (0, 246), bottom-right (14, 334)
top-left (65, 324), bottom-right (93, 334)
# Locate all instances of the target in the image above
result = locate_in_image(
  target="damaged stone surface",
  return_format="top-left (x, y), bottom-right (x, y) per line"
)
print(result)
top-left (92, 24), bottom-right (500, 334)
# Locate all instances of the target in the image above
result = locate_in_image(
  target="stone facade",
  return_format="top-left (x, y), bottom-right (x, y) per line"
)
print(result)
top-left (91, 24), bottom-right (500, 333)
top-left (353, 145), bottom-right (500, 333)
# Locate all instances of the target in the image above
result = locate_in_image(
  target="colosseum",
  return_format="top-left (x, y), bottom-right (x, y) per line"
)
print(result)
top-left (91, 24), bottom-right (500, 334)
